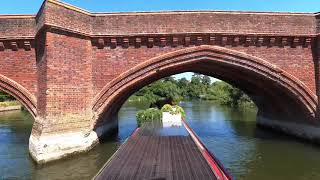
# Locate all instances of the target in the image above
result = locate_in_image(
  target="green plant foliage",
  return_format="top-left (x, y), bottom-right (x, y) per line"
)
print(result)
top-left (161, 104), bottom-right (186, 119)
top-left (134, 80), bottom-right (182, 106)
top-left (172, 105), bottom-right (186, 118)
top-left (0, 91), bottom-right (15, 102)
top-left (161, 104), bottom-right (173, 112)
top-left (136, 108), bottom-right (162, 127)
top-left (129, 73), bottom-right (256, 108)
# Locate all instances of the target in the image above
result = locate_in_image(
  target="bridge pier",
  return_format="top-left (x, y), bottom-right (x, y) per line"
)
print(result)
top-left (29, 125), bottom-right (98, 163)
top-left (29, 31), bottom-right (99, 163)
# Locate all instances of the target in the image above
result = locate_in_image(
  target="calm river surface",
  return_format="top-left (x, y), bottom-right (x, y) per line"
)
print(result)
top-left (1, 101), bottom-right (320, 180)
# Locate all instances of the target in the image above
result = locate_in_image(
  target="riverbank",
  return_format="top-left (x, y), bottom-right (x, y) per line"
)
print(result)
top-left (128, 95), bottom-right (256, 109)
top-left (0, 101), bottom-right (21, 112)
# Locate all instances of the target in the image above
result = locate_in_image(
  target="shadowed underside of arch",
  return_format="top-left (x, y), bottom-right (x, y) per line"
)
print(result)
top-left (92, 45), bottom-right (317, 128)
top-left (0, 74), bottom-right (37, 118)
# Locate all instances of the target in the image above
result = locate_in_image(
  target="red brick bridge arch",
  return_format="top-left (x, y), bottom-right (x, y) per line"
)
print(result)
top-left (1, 0), bottom-right (320, 164)
top-left (92, 45), bottom-right (317, 133)
top-left (0, 74), bottom-right (37, 117)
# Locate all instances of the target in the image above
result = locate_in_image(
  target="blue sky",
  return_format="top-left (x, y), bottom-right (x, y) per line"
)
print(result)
top-left (1, 0), bottom-right (318, 80)
top-left (0, 0), bottom-right (319, 14)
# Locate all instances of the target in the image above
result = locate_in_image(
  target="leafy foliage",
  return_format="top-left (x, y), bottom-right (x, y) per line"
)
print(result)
top-left (161, 104), bottom-right (173, 112)
top-left (136, 80), bottom-right (182, 107)
top-left (161, 104), bottom-right (186, 118)
top-left (130, 73), bottom-right (255, 108)
top-left (136, 108), bottom-right (162, 127)
top-left (0, 91), bottom-right (15, 102)
top-left (172, 105), bottom-right (186, 118)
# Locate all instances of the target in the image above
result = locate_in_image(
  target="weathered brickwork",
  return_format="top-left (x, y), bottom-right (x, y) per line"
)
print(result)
top-left (0, 16), bottom-right (36, 38)
top-left (91, 43), bottom-right (316, 95)
top-left (92, 12), bottom-right (316, 36)
top-left (0, 0), bottom-right (320, 163)
top-left (0, 39), bottom-right (37, 116)
top-left (0, 41), bottom-right (37, 94)
top-left (44, 2), bottom-right (92, 35)
top-left (35, 31), bottom-right (94, 134)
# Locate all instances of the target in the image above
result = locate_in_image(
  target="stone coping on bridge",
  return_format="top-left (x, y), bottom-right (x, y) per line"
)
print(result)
top-left (0, 0), bottom-right (319, 41)
top-left (39, 0), bottom-right (320, 16)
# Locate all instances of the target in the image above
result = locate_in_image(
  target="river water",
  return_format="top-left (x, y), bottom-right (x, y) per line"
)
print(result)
top-left (1, 101), bottom-right (320, 180)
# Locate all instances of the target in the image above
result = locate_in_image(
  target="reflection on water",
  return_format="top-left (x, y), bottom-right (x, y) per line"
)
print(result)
top-left (0, 102), bottom-right (145, 180)
top-left (181, 101), bottom-right (320, 180)
top-left (1, 101), bottom-right (320, 180)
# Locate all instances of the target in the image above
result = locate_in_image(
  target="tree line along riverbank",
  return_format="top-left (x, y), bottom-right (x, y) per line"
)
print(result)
top-left (129, 73), bottom-right (256, 109)
top-left (0, 91), bottom-right (22, 112)
top-left (131, 74), bottom-right (256, 126)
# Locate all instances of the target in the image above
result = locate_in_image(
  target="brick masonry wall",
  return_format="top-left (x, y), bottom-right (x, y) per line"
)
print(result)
top-left (0, 44), bottom-right (37, 95)
top-left (0, 0), bottom-right (318, 128)
top-left (39, 1), bottom-right (317, 37)
top-left (36, 32), bottom-right (94, 134)
top-left (93, 12), bottom-right (316, 36)
top-left (0, 17), bottom-right (36, 38)
top-left (44, 2), bottom-right (92, 35)
top-left (92, 45), bottom-right (316, 95)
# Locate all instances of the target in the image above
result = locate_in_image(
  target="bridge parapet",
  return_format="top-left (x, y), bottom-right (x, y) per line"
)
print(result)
top-left (92, 11), bottom-right (317, 36)
top-left (1, 0), bottom-right (319, 40)
top-left (0, 15), bottom-right (36, 39)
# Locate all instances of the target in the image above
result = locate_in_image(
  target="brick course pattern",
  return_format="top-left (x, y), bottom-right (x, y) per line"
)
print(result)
top-left (0, 0), bottom-right (320, 163)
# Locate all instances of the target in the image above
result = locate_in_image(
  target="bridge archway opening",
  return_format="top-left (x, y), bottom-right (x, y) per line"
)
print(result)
top-left (0, 74), bottom-right (37, 118)
top-left (92, 45), bottom-right (317, 138)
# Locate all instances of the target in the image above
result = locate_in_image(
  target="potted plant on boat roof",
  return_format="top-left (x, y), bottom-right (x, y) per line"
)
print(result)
top-left (161, 104), bottom-right (186, 127)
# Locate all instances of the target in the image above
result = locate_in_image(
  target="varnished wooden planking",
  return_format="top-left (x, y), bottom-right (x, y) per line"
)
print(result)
top-left (94, 122), bottom-right (217, 180)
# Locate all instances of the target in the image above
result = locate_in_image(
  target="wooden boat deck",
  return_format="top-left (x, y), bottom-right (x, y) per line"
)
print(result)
top-left (94, 121), bottom-right (221, 180)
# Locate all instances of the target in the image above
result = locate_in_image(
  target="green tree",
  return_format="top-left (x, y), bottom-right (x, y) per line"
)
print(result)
top-left (131, 73), bottom-right (255, 108)
top-left (191, 73), bottom-right (202, 86)
top-left (201, 75), bottom-right (211, 86)
top-left (136, 79), bottom-right (182, 106)
top-left (163, 76), bottom-right (176, 83)
top-left (0, 91), bottom-right (15, 102)
top-left (177, 78), bottom-right (189, 97)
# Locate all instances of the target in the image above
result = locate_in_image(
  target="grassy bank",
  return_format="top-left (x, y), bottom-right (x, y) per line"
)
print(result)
top-left (0, 101), bottom-right (21, 107)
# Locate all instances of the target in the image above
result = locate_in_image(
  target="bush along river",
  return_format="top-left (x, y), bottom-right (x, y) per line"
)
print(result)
top-left (1, 100), bottom-right (320, 180)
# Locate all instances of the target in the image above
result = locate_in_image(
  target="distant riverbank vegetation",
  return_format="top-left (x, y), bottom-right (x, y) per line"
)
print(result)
top-left (0, 91), bottom-right (20, 107)
top-left (0, 101), bottom-right (20, 107)
top-left (129, 73), bottom-right (256, 108)
top-left (0, 91), bottom-right (15, 102)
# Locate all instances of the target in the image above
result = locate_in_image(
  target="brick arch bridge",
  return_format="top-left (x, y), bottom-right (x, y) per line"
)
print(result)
top-left (0, 0), bottom-right (320, 163)
top-left (92, 45), bottom-right (317, 135)
top-left (0, 74), bottom-right (37, 117)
